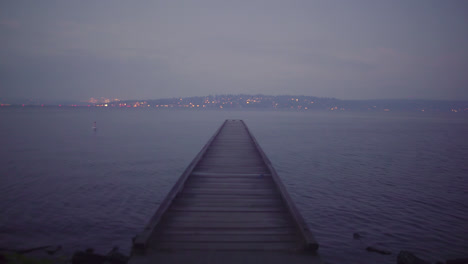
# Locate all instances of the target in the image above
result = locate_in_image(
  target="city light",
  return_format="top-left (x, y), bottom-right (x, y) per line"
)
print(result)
top-left (3, 95), bottom-right (466, 112)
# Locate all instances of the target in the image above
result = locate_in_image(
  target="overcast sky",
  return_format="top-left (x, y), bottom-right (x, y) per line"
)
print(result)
top-left (1, 1), bottom-right (467, 101)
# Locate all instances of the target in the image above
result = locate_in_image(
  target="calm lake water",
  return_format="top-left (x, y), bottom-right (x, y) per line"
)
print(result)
top-left (1, 108), bottom-right (467, 264)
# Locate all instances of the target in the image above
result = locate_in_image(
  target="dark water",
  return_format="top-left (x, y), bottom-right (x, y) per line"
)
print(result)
top-left (1, 108), bottom-right (467, 264)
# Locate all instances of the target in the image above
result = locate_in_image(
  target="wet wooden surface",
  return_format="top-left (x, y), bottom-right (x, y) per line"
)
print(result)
top-left (131, 120), bottom-right (321, 263)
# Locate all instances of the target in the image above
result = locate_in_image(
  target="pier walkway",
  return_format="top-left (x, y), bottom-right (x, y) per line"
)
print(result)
top-left (130, 120), bottom-right (321, 264)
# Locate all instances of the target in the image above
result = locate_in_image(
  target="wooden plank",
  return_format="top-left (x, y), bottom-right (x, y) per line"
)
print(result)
top-left (198, 157), bottom-right (264, 161)
top-left (197, 160), bottom-right (265, 165)
top-left (207, 145), bottom-right (255, 148)
top-left (178, 192), bottom-right (281, 199)
top-left (156, 227), bottom-right (297, 236)
top-left (196, 163), bottom-right (267, 167)
top-left (164, 213), bottom-right (290, 223)
top-left (157, 234), bottom-right (298, 243)
top-left (172, 202), bottom-right (283, 209)
top-left (202, 155), bottom-right (262, 159)
top-left (189, 177), bottom-right (270, 184)
top-left (184, 183), bottom-right (274, 188)
top-left (163, 210), bottom-right (289, 218)
top-left (197, 161), bottom-right (266, 167)
top-left (202, 154), bottom-right (261, 158)
top-left (207, 148), bottom-right (258, 151)
top-left (193, 168), bottom-right (270, 174)
top-left (172, 199), bottom-right (284, 208)
top-left (199, 156), bottom-right (262, 160)
top-left (149, 241), bottom-right (299, 251)
top-left (194, 167), bottom-right (268, 172)
top-left (186, 180), bottom-right (273, 186)
top-left (186, 179), bottom-right (273, 185)
top-left (202, 156), bottom-right (262, 160)
top-left (169, 206), bottom-right (285, 212)
top-left (184, 182), bottom-right (274, 187)
top-left (183, 188), bottom-right (275, 194)
top-left (181, 190), bottom-right (277, 197)
top-left (183, 183), bottom-right (276, 189)
top-left (180, 191), bottom-right (279, 197)
top-left (191, 172), bottom-right (271, 177)
top-left (166, 212), bottom-right (288, 221)
top-left (206, 147), bottom-right (258, 150)
top-left (161, 222), bottom-right (293, 229)
top-left (173, 196), bottom-right (283, 203)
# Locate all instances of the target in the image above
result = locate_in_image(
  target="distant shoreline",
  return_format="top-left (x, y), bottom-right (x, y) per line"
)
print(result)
top-left (2, 95), bottom-right (468, 113)
top-left (1, 104), bottom-right (467, 114)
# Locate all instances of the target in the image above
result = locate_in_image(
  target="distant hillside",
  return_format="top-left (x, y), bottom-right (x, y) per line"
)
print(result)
top-left (119, 95), bottom-right (468, 113)
top-left (2, 94), bottom-right (467, 113)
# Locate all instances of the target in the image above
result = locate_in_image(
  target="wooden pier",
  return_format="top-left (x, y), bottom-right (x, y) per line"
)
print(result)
top-left (130, 120), bottom-right (321, 264)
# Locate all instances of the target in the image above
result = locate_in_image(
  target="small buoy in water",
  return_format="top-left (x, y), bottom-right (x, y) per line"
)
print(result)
top-left (92, 121), bottom-right (97, 130)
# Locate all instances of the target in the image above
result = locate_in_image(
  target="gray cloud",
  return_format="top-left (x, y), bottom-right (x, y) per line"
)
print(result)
top-left (1, 0), bottom-right (467, 101)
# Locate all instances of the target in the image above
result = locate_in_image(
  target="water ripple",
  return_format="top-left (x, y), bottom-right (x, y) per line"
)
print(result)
top-left (1, 110), bottom-right (467, 263)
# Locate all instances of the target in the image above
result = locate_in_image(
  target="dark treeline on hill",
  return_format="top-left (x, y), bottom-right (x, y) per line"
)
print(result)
top-left (120, 94), bottom-right (468, 113)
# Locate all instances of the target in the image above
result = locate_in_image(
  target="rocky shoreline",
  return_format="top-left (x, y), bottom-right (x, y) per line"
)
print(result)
top-left (1, 242), bottom-right (466, 264)
top-left (0, 246), bottom-right (128, 264)
top-left (352, 232), bottom-right (468, 264)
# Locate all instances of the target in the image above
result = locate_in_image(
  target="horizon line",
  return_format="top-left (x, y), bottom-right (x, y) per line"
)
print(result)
top-left (2, 94), bottom-right (468, 104)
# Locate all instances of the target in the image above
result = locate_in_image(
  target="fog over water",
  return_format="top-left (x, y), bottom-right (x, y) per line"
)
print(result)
top-left (1, 108), bottom-right (467, 264)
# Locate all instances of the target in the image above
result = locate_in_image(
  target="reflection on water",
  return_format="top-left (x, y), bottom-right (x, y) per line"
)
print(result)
top-left (1, 108), bottom-right (467, 264)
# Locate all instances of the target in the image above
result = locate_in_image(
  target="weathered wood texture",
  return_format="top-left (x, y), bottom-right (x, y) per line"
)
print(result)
top-left (132, 120), bottom-right (319, 254)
